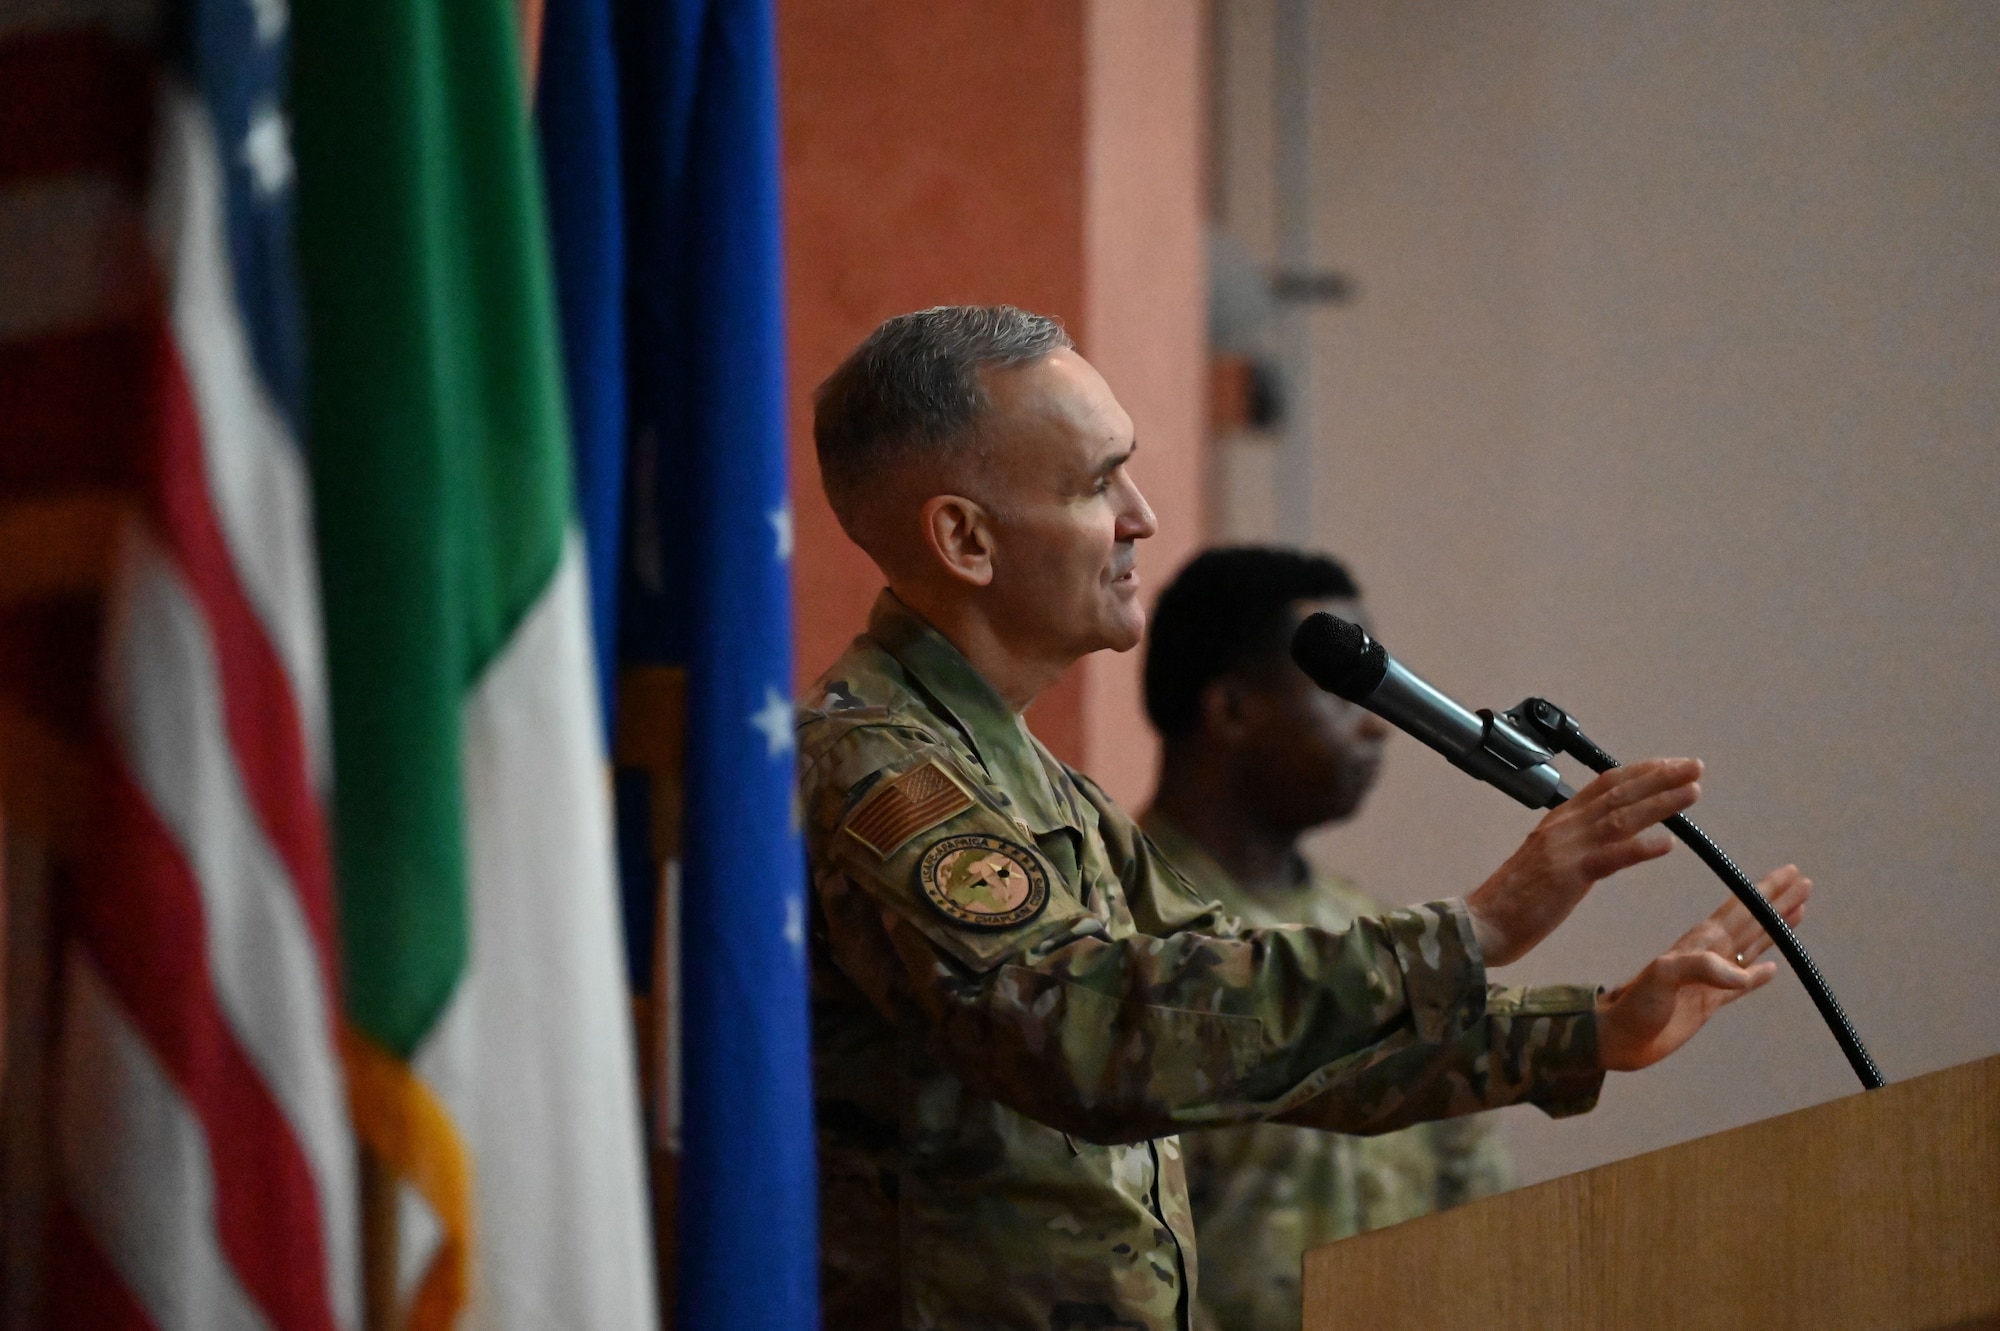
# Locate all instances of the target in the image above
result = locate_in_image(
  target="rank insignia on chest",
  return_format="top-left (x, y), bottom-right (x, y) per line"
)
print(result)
top-left (917, 834), bottom-right (1051, 930)
top-left (843, 757), bottom-right (976, 858)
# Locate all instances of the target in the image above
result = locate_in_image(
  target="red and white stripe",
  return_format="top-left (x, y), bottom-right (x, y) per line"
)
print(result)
top-left (2, 12), bottom-right (356, 1331)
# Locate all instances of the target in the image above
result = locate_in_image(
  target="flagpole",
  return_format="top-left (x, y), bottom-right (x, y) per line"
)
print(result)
top-left (615, 663), bottom-right (689, 1325)
top-left (359, 1144), bottom-right (400, 1331)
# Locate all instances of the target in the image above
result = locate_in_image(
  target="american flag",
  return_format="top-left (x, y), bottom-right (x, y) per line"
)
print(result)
top-left (1, 1), bottom-right (356, 1328)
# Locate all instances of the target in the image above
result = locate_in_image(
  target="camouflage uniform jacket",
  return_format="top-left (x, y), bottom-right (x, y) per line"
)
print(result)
top-left (799, 592), bottom-right (1604, 1331)
top-left (1141, 812), bottom-right (1517, 1331)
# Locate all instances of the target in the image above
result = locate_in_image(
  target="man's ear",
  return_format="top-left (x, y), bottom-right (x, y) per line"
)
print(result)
top-left (1197, 675), bottom-right (1251, 743)
top-left (920, 493), bottom-right (997, 587)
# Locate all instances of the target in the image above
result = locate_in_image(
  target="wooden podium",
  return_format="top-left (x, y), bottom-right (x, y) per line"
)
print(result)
top-left (1303, 1054), bottom-right (2000, 1330)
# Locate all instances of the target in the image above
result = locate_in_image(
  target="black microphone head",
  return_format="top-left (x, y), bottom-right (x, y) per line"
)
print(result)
top-left (1291, 612), bottom-right (1389, 702)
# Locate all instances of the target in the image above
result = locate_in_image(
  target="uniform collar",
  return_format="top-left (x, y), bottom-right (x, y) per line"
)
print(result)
top-left (1139, 806), bottom-right (1329, 914)
top-left (866, 590), bottom-right (1074, 834)
top-left (1136, 807), bottom-right (1235, 899)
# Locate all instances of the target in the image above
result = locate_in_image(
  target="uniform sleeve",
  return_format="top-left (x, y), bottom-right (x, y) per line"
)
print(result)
top-left (806, 726), bottom-right (1603, 1145)
top-left (1267, 982), bottom-right (1604, 1134)
top-left (806, 728), bottom-right (1103, 971)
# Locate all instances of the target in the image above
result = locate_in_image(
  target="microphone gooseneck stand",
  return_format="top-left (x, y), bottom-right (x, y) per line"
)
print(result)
top-left (1505, 697), bottom-right (1886, 1091)
top-left (1287, 611), bottom-right (1886, 1090)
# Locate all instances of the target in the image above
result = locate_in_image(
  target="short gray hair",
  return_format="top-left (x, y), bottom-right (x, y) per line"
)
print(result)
top-left (813, 305), bottom-right (1072, 530)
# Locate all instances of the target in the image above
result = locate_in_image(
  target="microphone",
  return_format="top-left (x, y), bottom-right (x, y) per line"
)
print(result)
top-left (1290, 613), bottom-right (1572, 810)
top-left (1291, 613), bottom-right (1889, 1089)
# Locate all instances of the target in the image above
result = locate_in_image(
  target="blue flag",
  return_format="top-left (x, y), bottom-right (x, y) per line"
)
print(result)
top-left (538, 0), bottom-right (653, 991)
top-left (619, 1), bottom-right (819, 1327)
top-left (536, 0), bottom-right (626, 739)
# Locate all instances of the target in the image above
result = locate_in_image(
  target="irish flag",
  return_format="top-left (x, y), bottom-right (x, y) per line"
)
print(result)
top-left (291, 0), bottom-right (655, 1326)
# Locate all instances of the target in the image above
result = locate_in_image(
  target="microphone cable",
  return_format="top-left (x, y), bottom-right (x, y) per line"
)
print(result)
top-left (1508, 697), bottom-right (1886, 1091)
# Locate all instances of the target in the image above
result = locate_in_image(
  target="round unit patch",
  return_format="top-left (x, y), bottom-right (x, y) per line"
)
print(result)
top-left (917, 834), bottom-right (1051, 931)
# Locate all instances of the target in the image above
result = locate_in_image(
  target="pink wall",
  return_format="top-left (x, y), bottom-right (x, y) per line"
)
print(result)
top-left (1079, 0), bottom-right (1206, 808)
top-left (778, 0), bottom-right (1207, 803)
top-left (779, 0), bottom-right (1087, 751)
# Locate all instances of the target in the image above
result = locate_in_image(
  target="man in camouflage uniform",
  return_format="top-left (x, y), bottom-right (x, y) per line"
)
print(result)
top-left (800, 306), bottom-right (1812, 1331)
top-left (1140, 547), bottom-right (1513, 1331)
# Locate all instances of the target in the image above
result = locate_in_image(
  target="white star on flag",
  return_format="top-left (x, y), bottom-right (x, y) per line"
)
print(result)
top-left (766, 504), bottom-right (792, 562)
top-left (242, 103), bottom-right (294, 196)
top-left (749, 684), bottom-right (794, 759)
top-left (248, 0), bottom-right (288, 43)
top-left (782, 893), bottom-right (805, 957)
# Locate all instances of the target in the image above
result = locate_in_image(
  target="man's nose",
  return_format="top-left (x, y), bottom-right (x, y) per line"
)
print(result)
top-left (1358, 710), bottom-right (1393, 743)
top-left (1116, 474), bottom-right (1158, 541)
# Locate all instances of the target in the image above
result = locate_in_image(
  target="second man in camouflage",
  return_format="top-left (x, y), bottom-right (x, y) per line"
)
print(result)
top-left (1140, 546), bottom-right (1515, 1331)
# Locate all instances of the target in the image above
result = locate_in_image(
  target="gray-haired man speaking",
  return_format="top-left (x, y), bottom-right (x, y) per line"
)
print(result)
top-left (795, 305), bottom-right (1808, 1330)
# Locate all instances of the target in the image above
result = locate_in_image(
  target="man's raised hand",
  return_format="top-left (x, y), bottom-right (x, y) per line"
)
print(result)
top-left (1596, 864), bottom-right (1812, 1071)
top-left (1466, 757), bottom-right (1704, 967)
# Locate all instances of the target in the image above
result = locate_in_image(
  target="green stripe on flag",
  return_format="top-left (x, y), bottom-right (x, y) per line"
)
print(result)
top-left (293, 0), bottom-right (572, 1056)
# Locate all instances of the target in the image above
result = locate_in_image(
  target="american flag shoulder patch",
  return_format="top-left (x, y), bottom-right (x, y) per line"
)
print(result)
top-left (843, 758), bottom-right (977, 859)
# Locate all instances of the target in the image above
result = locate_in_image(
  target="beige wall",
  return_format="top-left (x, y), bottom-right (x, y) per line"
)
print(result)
top-left (1215, 0), bottom-right (2000, 1184)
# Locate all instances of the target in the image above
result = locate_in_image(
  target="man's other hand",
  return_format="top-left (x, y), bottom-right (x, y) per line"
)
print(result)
top-left (1597, 864), bottom-right (1814, 1072)
top-left (1466, 758), bottom-right (1704, 967)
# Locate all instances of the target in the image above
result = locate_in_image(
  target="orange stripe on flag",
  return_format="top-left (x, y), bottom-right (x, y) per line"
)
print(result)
top-left (340, 1025), bottom-right (475, 1331)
